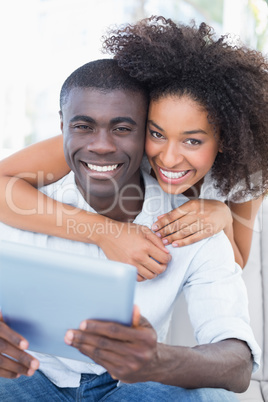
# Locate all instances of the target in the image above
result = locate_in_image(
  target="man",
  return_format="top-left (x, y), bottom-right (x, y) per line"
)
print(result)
top-left (0, 59), bottom-right (260, 401)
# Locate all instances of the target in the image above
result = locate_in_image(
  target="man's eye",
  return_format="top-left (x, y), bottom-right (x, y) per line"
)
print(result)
top-left (74, 124), bottom-right (92, 130)
top-left (115, 127), bottom-right (130, 131)
top-left (114, 127), bottom-right (131, 133)
top-left (185, 139), bottom-right (202, 146)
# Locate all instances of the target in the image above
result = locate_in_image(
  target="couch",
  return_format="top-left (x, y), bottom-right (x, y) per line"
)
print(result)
top-left (166, 197), bottom-right (268, 401)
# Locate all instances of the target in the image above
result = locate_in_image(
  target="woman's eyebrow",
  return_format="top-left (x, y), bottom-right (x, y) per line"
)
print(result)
top-left (148, 120), bottom-right (207, 135)
top-left (147, 120), bottom-right (164, 131)
top-left (182, 129), bottom-right (208, 135)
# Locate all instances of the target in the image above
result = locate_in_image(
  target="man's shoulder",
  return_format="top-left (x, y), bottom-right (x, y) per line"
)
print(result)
top-left (175, 230), bottom-right (234, 261)
top-left (168, 230), bottom-right (237, 278)
top-left (40, 171), bottom-right (76, 196)
top-left (40, 172), bottom-right (91, 212)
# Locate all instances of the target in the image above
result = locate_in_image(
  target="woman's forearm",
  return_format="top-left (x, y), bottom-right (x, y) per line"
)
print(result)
top-left (0, 135), bottom-right (97, 242)
top-left (227, 197), bottom-right (263, 268)
top-left (0, 175), bottom-right (171, 279)
top-left (222, 219), bottom-right (244, 268)
top-left (0, 175), bottom-right (106, 244)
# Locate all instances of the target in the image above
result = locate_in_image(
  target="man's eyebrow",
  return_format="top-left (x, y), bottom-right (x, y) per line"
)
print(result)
top-left (111, 117), bottom-right (137, 126)
top-left (70, 115), bottom-right (95, 124)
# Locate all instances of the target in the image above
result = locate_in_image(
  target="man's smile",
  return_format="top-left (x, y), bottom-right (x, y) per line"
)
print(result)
top-left (81, 161), bottom-right (124, 179)
top-left (87, 163), bottom-right (119, 172)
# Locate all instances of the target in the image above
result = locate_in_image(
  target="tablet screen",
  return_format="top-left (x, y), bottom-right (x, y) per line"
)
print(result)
top-left (0, 241), bottom-right (137, 362)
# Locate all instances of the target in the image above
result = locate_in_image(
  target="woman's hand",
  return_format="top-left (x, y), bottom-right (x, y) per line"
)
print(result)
top-left (151, 199), bottom-right (233, 247)
top-left (97, 222), bottom-right (171, 282)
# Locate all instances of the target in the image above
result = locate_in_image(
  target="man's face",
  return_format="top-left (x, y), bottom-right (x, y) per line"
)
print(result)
top-left (61, 88), bottom-right (147, 205)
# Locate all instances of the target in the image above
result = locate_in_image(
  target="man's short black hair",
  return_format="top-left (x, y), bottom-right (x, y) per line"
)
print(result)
top-left (60, 58), bottom-right (148, 109)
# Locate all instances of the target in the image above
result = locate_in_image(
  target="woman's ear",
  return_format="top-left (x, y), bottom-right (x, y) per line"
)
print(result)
top-left (218, 138), bottom-right (223, 153)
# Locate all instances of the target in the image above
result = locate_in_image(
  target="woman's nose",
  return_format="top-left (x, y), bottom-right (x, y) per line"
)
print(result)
top-left (159, 145), bottom-right (184, 168)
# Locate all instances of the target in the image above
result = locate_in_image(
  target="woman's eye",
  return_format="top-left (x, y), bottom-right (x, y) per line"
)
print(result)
top-left (150, 130), bottom-right (164, 140)
top-left (185, 139), bottom-right (202, 146)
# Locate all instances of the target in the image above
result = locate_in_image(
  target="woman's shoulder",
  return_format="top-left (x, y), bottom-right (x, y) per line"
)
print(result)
top-left (200, 171), bottom-right (255, 203)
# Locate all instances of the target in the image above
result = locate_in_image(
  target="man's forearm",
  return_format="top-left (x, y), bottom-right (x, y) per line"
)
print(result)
top-left (154, 339), bottom-right (253, 392)
top-left (67, 317), bottom-right (253, 392)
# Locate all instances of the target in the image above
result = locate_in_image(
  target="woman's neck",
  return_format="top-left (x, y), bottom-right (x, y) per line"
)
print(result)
top-left (183, 178), bottom-right (204, 199)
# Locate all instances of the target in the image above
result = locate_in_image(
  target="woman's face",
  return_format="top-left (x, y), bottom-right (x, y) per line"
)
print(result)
top-left (145, 95), bottom-right (221, 195)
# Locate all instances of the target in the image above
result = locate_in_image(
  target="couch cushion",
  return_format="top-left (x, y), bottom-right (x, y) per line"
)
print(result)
top-left (242, 207), bottom-right (263, 381)
top-left (261, 198), bottom-right (268, 381)
top-left (261, 380), bottom-right (268, 401)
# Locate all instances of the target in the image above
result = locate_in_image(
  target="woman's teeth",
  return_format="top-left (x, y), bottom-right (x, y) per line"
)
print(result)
top-left (87, 163), bottom-right (118, 172)
top-left (160, 168), bottom-right (188, 179)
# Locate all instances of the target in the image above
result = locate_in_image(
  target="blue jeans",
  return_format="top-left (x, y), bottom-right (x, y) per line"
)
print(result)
top-left (0, 370), bottom-right (239, 401)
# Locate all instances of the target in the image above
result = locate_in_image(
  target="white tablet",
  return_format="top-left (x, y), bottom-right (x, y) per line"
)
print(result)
top-left (0, 241), bottom-right (137, 363)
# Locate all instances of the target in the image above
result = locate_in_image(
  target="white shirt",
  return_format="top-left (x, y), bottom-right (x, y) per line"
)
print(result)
top-left (0, 170), bottom-right (261, 388)
top-left (199, 170), bottom-right (256, 203)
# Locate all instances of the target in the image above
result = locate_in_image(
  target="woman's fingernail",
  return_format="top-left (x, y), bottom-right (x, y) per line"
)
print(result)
top-left (151, 224), bottom-right (158, 231)
top-left (162, 239), bottom-right (169, 245)
top-left (172, 242), bottom-right (179, 247)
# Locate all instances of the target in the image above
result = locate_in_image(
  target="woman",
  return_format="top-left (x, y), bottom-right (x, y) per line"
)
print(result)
top-left (1, 17), bottom-right (267, 278)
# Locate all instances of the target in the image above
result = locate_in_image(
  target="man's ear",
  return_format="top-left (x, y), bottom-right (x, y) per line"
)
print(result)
top-left (59, 110), bottom-right (63, 133)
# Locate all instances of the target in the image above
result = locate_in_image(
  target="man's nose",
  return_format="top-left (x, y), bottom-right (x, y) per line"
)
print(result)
top-left (87, 130), bottom-right (117, 154)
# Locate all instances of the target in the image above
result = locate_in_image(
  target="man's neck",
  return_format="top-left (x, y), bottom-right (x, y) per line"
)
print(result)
top-left (76, 172), bottom-right (145, 223)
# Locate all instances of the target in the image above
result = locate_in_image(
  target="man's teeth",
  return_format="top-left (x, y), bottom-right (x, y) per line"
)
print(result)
top-left (87, 163), bottom-right (118, 172)
top-left (160, 169), bottom-right (188, 179)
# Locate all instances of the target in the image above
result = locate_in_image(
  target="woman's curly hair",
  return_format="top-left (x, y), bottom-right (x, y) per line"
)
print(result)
top-left (103, 16), bottom-right (268, 199)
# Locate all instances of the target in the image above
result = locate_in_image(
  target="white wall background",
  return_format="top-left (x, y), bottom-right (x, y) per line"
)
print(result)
top-left (0, 0), bottom-right (267, 158)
